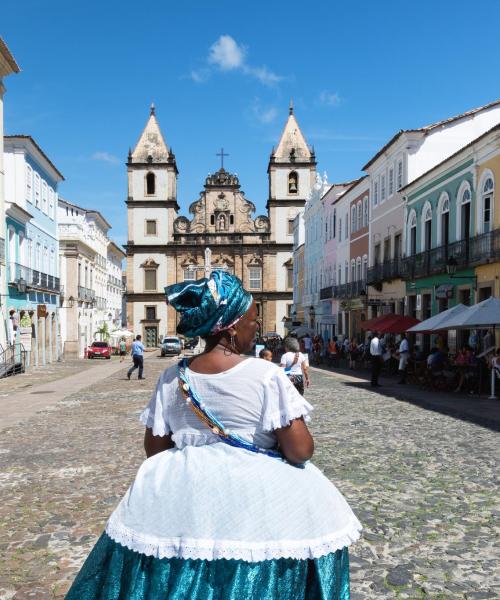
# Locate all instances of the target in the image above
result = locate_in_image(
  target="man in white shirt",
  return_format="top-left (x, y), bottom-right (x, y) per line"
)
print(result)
top-left (370, 331), bottom-right (383, 387)
top-left (397, 333), bottom-right (410, 384)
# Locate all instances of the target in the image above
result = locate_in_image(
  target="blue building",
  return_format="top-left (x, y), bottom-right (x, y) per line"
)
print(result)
top-left (4, 135), bottom-right (64, 366)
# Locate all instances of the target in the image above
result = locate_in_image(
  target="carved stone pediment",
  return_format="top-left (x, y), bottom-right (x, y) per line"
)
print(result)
top-left (247, 253), bottom-right (263, 267)
top-left (212, 253), bottom-right (234, 269)
top-left (140, 258), bottom-right (159, 268)
top-left (283, 257), bottom-right (293, 267)
top-left (180, 253), bottom-right (198, 268)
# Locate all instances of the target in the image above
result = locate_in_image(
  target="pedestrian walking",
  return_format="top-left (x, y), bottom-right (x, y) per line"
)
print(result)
top-left (280, 336), bottom-right (310, 395)
top-left (397, 332), bottom-right (409, 384)
top-left (119, 338), bottom-right (127, 363)
top-left (370, 331), bottom-right (383, 387)
top-left (127, 334), bottom-right (145, 380)
top-left (65, 271), bottom-right (361, 600)
top-left (303, 332), bottom-right (312, 360)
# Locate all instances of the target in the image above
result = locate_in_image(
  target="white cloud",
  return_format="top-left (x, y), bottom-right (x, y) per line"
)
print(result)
top-left (208, 35), bottom-right (246, 70)
top-left (250, 98), bottom-right (278, 124)
top-left (191, 34), bottom-right (282, 87)
top-left (91, 151), bottom-right (120, 165)
top-left (318, 91), bottom-right (342, 107)
top-left (189, 68), bottom-right (210, 83)
top-left (244, 65), bottom-right (282, 86)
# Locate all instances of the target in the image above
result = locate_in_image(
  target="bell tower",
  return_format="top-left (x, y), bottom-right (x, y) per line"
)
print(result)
top-left (267, 102), bottom-right (316, 243)
top-left (126, 104), bottom-right (179, 345)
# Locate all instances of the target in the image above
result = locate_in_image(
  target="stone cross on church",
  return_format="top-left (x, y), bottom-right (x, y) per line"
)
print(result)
top-left (185, 247), bottom-right (230, 279)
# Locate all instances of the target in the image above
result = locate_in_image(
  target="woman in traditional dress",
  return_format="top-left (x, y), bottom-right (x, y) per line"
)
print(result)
top-left (65, 271), bottom-right (361, 599)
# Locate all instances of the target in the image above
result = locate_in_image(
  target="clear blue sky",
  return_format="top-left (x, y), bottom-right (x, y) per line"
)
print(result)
top-left (3, 0), bottom-right (500, 246)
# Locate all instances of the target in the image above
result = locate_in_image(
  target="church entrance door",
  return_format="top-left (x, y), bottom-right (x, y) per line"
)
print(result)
top-left (144, 326), bottom-right (158, 348)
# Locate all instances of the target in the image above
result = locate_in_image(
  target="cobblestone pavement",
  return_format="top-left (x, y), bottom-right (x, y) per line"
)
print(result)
top-left (0, 357), bottom-right (498, 599)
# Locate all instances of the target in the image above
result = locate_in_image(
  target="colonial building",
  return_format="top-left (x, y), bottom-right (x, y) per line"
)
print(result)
top-left (4, 135), bottom-right (64, 367)
top-left (401, 123), bottom-right (500, 351)
top-left (0, 37), bottom-right (19, 350)
top-left (58, 199), bottom-right (124, 357)
top-left (126, 104), bottom-right (315, 344)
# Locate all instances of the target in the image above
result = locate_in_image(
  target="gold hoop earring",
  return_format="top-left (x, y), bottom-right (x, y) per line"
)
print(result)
top-left (230, 335), bottom-right (236, 351)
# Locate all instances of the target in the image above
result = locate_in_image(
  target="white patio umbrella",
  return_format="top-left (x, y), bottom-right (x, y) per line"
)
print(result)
top-left (434, 297), bottom-right (500, 329)
top-left (406, 303), bottom-right (468, 333)
top-left (434, 297), bottom-right (500, 399)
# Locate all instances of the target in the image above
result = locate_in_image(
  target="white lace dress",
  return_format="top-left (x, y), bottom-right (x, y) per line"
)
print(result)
top-left (105, 358), bottom-right (361, 562)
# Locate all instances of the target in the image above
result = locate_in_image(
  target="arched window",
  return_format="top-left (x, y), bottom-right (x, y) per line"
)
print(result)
top-left (351, 206), bottom-right (356, 234)
top-left (356, 257), bottom-right (362, 282)
top-left (407, 211), bottom-right (417, 256)
top-left (288, 171), bottom-right (298, 194)
top-left (422, 203), bottom-right (432, 251)
top-left (146, 172), bottom-right (156, 195)
top-left (357, 201), bottom-right (362, 230)
top-left (437, 192), bottom-right (450, 246)
top-left (350, 260), bottom-right (355, 283)
top-left (481, 176), bottom-right (494, 234)
top-left (362, 255), bottom-right (368, 281)
top-left (457, 181), bottom-right (472, 241)
top-left (363, 196), bottom-right (368, 226)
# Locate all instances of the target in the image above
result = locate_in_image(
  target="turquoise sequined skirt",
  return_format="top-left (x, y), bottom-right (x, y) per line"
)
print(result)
top-left (66, 533), bottom-right (350, 599)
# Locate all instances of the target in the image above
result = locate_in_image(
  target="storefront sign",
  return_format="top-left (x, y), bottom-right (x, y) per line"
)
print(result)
top-left (435, 284), bottom-right (454, 300)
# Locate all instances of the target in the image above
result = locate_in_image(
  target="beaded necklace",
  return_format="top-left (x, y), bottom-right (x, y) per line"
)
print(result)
top-left (177, 358), bottom-right (283, 460)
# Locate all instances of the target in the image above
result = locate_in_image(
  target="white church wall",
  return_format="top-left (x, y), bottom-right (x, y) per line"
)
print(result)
top-left (132, 207), bottom-right (169, 244)
top-left (274, 300), bottom-right (290, 337)
top-left (130, 169), bottom-right (171, 201)
top-left (274, 167), bottom-right (312, 199)
top-left (275, 251), bottom-right (290, 290)
top-left (132, 252), bottom-right (167, 293)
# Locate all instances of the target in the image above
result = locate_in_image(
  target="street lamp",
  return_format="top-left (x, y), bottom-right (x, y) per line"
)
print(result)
top-left (446, 256), bottom-right (477, 290)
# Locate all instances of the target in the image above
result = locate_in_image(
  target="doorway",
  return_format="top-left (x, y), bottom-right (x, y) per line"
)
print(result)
top-left (144, 326), bottom-right (158, 348)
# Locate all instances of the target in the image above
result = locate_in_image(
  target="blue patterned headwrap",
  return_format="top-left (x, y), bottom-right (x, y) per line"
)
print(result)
top-left (165, 271), bottom-right (253, 338)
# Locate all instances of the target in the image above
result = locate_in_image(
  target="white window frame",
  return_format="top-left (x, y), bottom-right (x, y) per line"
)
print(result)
top-left (407, 210), bottom-right (417, 255)
top-left (478, 170), bottom-right (494, 235)
top-left (381, 174), bottom-right (386, 202)
top-left (357, 201), bottom-right (362, 231)
top-left (34, 173), bottom-right (41, 208)
top-left (183, 268), bottom-right (196, 282)
top-left (41, 180), bottom-right (48, 214)
top-left (248, 267), bottom-right (262, 290)
top-left (48, 187), bottom-right (55, 219)
top-left (389, 167), bottom-right (394, 196)
top-left (456, 180), bottom-right (472, 241)
top-left (437, 192), bottom-right (450, 246)
top-left (351, 206), bottom-right (356, 234)
top-left (397, 160), bottom-right (403, 190)
top-left (26, 164), bottom-right (33, 202)
top-left (363, 196), bottom-right (369, 227)
top-left (345, 213), bottom-right (348, 239)
top-left (373, 181), bottom-right (378, 206)
top-left (421, 202), bottom-right (433, 251)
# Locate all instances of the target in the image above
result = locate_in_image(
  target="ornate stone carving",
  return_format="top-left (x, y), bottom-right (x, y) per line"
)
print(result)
top-left (215, 192), bottom-right (229, 211)
top-left (255, 215), bottom-right (270, 232)
top-left (173, 216), bottom-right (190, 233)
top-left (205, 168), bottom-right (239, 187)
top-left (247, 253), bottom-right (263, 267)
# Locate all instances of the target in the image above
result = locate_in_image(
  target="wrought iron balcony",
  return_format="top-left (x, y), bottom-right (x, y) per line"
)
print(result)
top-left (331, 280), bottom-right (367, 299)
top-left (320, 285), bottom-right (333, 300)
top-left (8, 263), bottom-right (60, 293)
top-left (367, 259), bottom-right (401, 285)
top-left (77, 286), bottom-right (96, 302)
top-left (401, 228), bottom-right (500, 280)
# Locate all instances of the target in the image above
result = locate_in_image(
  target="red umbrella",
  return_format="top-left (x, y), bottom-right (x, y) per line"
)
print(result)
top-left (378, 315), bottom-right (421, 334)
top-left (362, 313), bottom-right (396, 331)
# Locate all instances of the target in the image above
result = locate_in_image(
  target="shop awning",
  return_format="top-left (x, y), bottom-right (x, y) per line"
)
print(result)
top-left (361, 313), bottom-right (394, 331)
top-left (407, 304), bottom-right (468, 333)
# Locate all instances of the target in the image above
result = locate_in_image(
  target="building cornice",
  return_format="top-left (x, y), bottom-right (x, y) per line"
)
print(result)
top-left (266, 198), bottom-right (306, 209)
top-left (126, 199), bottom-right (180, 210)
top-left (125, 242), bottom-right (294, 254)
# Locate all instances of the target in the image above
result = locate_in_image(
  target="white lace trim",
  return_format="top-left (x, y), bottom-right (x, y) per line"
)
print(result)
top-left (261, 402), bottom-right (313, 433)
top-left (139, 407), bottom-right (169, 437)
top-left (105, 514), bottom-right (361, 562)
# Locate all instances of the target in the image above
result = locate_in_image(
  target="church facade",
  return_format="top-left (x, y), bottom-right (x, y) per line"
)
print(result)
top-left (125, 105), bottom-right (316, 346)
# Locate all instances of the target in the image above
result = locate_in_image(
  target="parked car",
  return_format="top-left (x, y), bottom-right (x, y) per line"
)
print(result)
top-left (184, 336), bottom-right (199, 350)
top-left (161, 336), bottom-right (182, 357)
top-left (87, 341), bottom-right (111, 359)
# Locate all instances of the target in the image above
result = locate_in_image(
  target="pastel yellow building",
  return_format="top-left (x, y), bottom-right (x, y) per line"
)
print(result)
top-left (475, 134), bottom-right (500, 300)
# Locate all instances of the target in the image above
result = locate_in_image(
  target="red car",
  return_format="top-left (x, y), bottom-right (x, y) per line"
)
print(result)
top-left (87, 341), bottom-right (111, 359)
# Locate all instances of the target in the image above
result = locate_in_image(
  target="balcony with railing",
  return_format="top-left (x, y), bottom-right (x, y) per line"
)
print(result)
top-left (8, 263), bottom-right (60, 293)
top-left (77, 286), bottom-right (96, 303)
top-left (401, 227), bottom-right (500, 280)
top-left (321, 280), bottom-right (367, 300)
top-left (367, 259), bottom-right (402, 286)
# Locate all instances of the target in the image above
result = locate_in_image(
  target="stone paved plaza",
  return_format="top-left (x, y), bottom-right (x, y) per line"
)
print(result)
top-left (0, 356), bottom-right (498, 599)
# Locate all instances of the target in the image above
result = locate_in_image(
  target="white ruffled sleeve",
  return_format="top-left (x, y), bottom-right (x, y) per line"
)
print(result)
top-left (139, 372), bottom-right (172, 437)
top-left (261, 368), bottom-right (313, 432)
